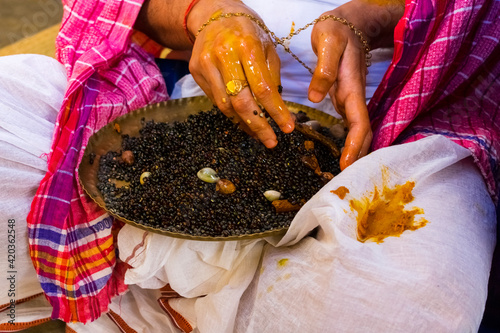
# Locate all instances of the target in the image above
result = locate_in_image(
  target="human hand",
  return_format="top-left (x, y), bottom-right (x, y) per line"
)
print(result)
top-left (186, 0), bottom-right (294, 148)
top-left (309, 12), bottom-right (371, 170)
top-left (308, 0), bottom-right (404, 170)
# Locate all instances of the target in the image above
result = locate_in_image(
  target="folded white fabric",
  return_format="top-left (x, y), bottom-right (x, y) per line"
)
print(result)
top-left (118, 227), bottom-right (267, 332)
top-left (236, 135), bottom-right (497, 332)
top-left (118, 135), bottom-right (497, 333)
top-left (67, 285), bottom-right (180, 333)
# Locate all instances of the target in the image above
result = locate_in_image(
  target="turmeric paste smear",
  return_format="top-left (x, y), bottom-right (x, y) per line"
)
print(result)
top-left (350, 181), bottom-right (428, 243)
top-left (331, 186), bottom-right (349, 199)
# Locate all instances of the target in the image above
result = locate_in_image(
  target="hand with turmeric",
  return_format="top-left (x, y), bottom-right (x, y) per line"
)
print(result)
top-left (135, 0), bottom-right (294, 149)
top-left (309, 0), bottom-right (404, 169)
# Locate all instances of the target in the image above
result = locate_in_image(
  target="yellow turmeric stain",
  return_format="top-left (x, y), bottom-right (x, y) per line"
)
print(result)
top-left (331, 186), bottom-right (350, 199)
top-left (277, 258), bottom-right (289, 268)
top-left (267, 285), bottom-right (274, 293)
top-left (260, 266), bottom-right (265, 275)
top-left (350, 176), bottom-right (428, 243)
top-left (277, 273), bottom-right (291, 282)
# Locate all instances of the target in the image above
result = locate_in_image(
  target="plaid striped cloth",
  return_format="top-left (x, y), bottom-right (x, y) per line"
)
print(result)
top-left (27, 0), bottom-right (167, 323)
top-left (369, 0), bottom-right (500, 203)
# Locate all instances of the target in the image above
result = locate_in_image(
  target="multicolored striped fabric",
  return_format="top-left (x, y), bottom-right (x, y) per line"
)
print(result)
top-left (369, 0), bottom-right (500, 203)
top-left (27, 0), bottom-right (167, 323)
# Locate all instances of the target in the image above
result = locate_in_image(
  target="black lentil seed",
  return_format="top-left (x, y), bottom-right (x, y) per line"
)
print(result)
top-left (97, 108), bottom-right (344, 238)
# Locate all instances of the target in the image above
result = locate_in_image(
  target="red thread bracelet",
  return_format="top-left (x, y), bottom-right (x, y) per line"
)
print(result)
top-left (183, 0), bottom-right (200, 44)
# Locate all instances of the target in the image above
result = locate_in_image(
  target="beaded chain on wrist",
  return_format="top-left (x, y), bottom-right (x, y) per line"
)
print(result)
top-left (194, 12), bottom-right (372, 74)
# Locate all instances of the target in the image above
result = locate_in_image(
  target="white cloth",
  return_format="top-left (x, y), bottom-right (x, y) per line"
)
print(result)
top-left (236, 136), bottom-right (497, 332)
top-left (118, 229), bottom-right (268, 332)
top-left (118, 136), bottom-right (497, 333)
top-left (172, 0), bottom-right (393, 117)
top-left (0, 54), bottom-right (66, 308)
top-left (67, 285), bottom-right (180, 333)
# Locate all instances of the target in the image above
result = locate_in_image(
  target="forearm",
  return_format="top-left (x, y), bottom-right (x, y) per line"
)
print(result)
top-left (134, 0), bottom-right (251, 50)
top-left (134, 0), bottom-right (194, 50)
top-left (332, 0), bottom-right (405, 49)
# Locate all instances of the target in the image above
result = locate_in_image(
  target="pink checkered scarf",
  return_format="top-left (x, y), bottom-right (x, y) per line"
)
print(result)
top-left (27, 0), bottom-right (167, 323)
top-left (369, 0), bottom-right (500, 203)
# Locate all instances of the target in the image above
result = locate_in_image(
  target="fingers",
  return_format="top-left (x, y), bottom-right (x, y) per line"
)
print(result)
top-left (266, 45), bottom-right (281, 89)
top-left (189, 13), bottom-right (292, 148)
top-left (191, 52), bottom-right (256, 138)
top-left (216, 43), bottom-right (282, 147)
top-left (230, 88), bottom-right (279, 148)
top-left (339, 94), bottom-right (372, 170)
top-left (191, 54), bottom-right (240, 121)
top-left (240, 43), bottom-right (294, 135)
top-left (336, 43), bottom-right (370, 170)
top-left (193, 39), bottom-right (281, 148)
top-left (309, 15), bottom-right (371, 169)
top-left (308, 24), bottom-right (346, 103)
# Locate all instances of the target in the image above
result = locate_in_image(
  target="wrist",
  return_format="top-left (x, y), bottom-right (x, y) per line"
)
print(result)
top-left (185, 0), bottom-right (259, 42)
top-left (332, 0), bottom-right (404, 49)
top-left (183, 0), bottom-right (201, 44)
top-left (185, 0), bottom-right (222, 41)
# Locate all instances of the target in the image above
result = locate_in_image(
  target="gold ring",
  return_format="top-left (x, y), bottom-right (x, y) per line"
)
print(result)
top-left (226, 79), bottom-right (249, 96)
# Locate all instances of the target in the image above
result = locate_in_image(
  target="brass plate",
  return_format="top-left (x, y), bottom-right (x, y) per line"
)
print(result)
top-left (79, 96), bottom-right (341, 241)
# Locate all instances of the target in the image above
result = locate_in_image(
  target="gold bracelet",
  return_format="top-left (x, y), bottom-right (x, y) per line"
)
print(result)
top-left (194, 12), bottom-right (372, 73)
top-left (195, 12), bottom-right (274, 39)
top-left (287, 15), bottom-right (372, 67)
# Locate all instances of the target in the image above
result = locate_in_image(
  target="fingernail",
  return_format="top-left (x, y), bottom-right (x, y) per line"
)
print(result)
top-left (282, 122), bottom-right (294, 133)
top-left (263, 139), bottom-right (277, 148)
top-left (308, 90), bottom-right (324, 103)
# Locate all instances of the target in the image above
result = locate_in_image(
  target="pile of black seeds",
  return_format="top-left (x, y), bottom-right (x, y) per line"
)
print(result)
top-left (97, 108), bottom-right (344, 237)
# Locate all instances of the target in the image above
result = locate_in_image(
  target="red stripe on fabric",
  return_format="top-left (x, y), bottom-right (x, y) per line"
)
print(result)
top-left (107, 310), bottom-right (138, 333)
top-left (0, 293), bottom-right (45, 313)
top-left (0, 318), bottom-right (52, 332)
top-left (32, 250), bottom-right (115, 282)
top-left (157, 298), bottom-right (193, 333)
top-left (123, 231), bottom-right (148, 264)
top-left (65, 324), bottom-right (77, 333)
top-left (159, 284), bottom-right (182, 298)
